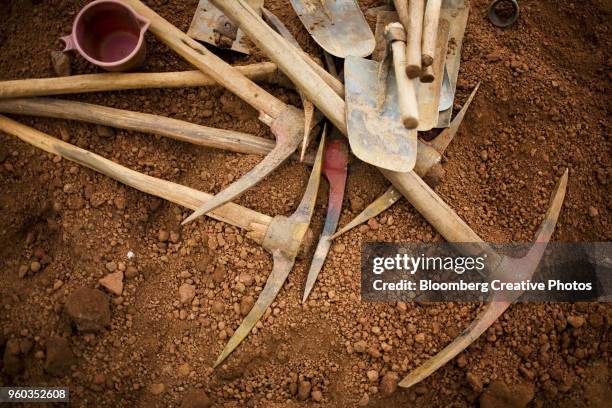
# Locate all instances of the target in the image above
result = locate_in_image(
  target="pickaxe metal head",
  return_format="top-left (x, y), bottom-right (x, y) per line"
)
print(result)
top-left (302, 131), bottom-right (349, 303)
top-left (386, 169), bottom-right (569, 388)
top-left (214, 131), bottom-right (327, 367)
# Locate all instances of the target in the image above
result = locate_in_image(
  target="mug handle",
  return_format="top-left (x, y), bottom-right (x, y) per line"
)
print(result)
top-left (61, 35), bottom-right (76, 52)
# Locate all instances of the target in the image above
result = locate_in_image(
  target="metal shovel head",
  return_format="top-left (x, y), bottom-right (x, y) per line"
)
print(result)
top-left (289, 0), bottom-right (375, 58)
top-left (345, 56), bottom-right (417, 172)
top-left (187, 0), bottom-right (263, 54)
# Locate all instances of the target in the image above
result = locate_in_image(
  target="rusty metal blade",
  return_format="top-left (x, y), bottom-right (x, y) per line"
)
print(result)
top-left (330, 186), bottom-right (402, 240)
top-left (214, 251), bottom-right (295, 367)
top-left (437, 0), bottom-right (469, 128)
top-left (187, 0), bottom-right (263, 54)
top-left (260, 7), bottom-right (318, 162)
top-left (289, 0), bottom-right (375, 58)
top-left (214, 132), bottom-right (326, 367)
top-left (182, 108), bottom-right (304, 225)
top-left (302, 135), bottom-right (349, 303)
top-left (332, 84), bottom-right (480, 240)
top-left (399, 169), bottom-right (569, 388)
top-left (181, 134), bottom-right (301, 225)
top-left (345, 56), bottom-right (417, 172)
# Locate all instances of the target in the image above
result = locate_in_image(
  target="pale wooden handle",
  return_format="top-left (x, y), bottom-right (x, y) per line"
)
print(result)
top-left (0, 114), bottom-right (272, 241)
top-left (422, 0), bottom-right (442, 67)
top-left (121, 0), bottom-right (286, 120)
top-left (406, 0), bottom-right (425, 78)
top-left (0, 98), bottom-right (277, 156)
top-left (393, 0), bottom-right (411, 35)
top-left (391, 41), bottom-right (419, 129)
top-left (0, 63), bottom-right (278, 99)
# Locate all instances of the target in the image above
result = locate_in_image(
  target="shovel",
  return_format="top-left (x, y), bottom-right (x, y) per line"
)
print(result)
top-left (344, 51), bottom-right (417, 171)
top-left (289, 0), bottom-right (375, 58)
top-left (187, 0), bottom-right (263, 54)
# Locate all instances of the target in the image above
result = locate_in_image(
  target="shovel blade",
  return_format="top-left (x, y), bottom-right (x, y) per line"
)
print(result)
top-left (289, 0), bottom-right (375, 58)
top-left (345, 56), bottom-right (417, 172)
top-left (187, 0), bottom-right (263, 54)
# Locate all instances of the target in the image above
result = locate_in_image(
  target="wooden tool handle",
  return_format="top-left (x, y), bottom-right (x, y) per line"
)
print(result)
top-left (392, 42), bottom-right (419, 128)
top-left (0, 63), bottom-right (278, 99)
top-left (406, 0), bottom-right (425, 78)
top-left (422, 0), bottom-right (442, 67)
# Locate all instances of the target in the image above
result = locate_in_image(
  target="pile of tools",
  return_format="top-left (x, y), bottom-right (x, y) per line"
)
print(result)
top-left (0, 0), bottom-right (567, 392)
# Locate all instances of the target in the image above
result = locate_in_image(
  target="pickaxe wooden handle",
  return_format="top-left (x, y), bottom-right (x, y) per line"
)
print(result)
top-left (0, 62), bottom-right (280, 99)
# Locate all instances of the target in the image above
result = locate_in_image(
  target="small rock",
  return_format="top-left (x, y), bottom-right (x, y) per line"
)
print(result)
top-left (18, 265), bottom-right (29, 278)
top-left (169, 231), bottom-right (180, 243)
top-left (332, 243), bottom-right (346, 253)
top-left (480, 150), bottom-right (489, 161)
top-left (99, 271), bottom-right (124, 295)
top-left (95, 125), bottom-right (114, 138)
top-left (125, 266), bottom-right (138, 279)
top-left (466, 372), bottom-right (483, 392)
top-left (177, 363), bottom-right (191, 377)
top-left (311, 390), bottom-right (323, 402)
top-left (30, 261), bottom-right (41, 273)
top-left (149, 383), bottom-right (166, 395)
top-left (297, 380), bottom-right (312, 401)
top-left (179, 284), bottom-right (196, 304)
top-left (354, 340), bottom-right (367, 353)
top-left (415, 333), bottom-right (426, 343)
top-left (380, 372), bottom-right (399, 396)
top-left (567, 315), bottom-right (585, 328)
top-left (50, 51), bottom-right (71, 76)
top-left (44, 337), bottom-right (75, 376)
top-left (64, 287), bottom-right (111, 332)
top-left (350, 196), bottom-right (365, 212)
top-left (3, 339), bottom-right (23, 375)
top-left (158, 229), bottom-right (170, 242)
top-left (212, 301), bottom-right (225, 314)
top-left (240, 295), bottom-right (255, 316)
top-left (366, 369), bottom-right (379, 382)
top-left (358, 393), bottom-right (370, 406)
top-left (456, 354), bottom-right (467, 368)
top-left (239, 273), bottom-right (254, 286)
top-left (480, 381), bottom-right (534, 408)
top-left (180, 389), bottom-right (212, 408)
top-left (588, 206), bottom-right (599, 218)
top-left (105, 261), bottom-right (117, 272)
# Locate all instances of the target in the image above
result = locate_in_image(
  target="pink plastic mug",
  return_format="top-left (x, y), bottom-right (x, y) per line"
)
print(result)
top-left (61, 0), bottom-right (150, 72)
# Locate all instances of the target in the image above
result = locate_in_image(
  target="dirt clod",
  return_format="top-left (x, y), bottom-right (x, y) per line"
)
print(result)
top-left (44, 337), bottom-right (75, 376)
top-left (64, 287), bottom-right (111, 332)
top-left (180, 389), bottom-right (212, 408)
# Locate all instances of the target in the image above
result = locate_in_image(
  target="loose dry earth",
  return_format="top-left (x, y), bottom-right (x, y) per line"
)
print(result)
top-left (0, 0), bottom-right (610, 407)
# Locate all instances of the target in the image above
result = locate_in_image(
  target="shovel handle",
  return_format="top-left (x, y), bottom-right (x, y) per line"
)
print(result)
top-left (406, 0), bottom-right (424, 78)
top-left (392, 41), bottom-right (419, 129)
top-left (422, 0), bottom-right (442, 67)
